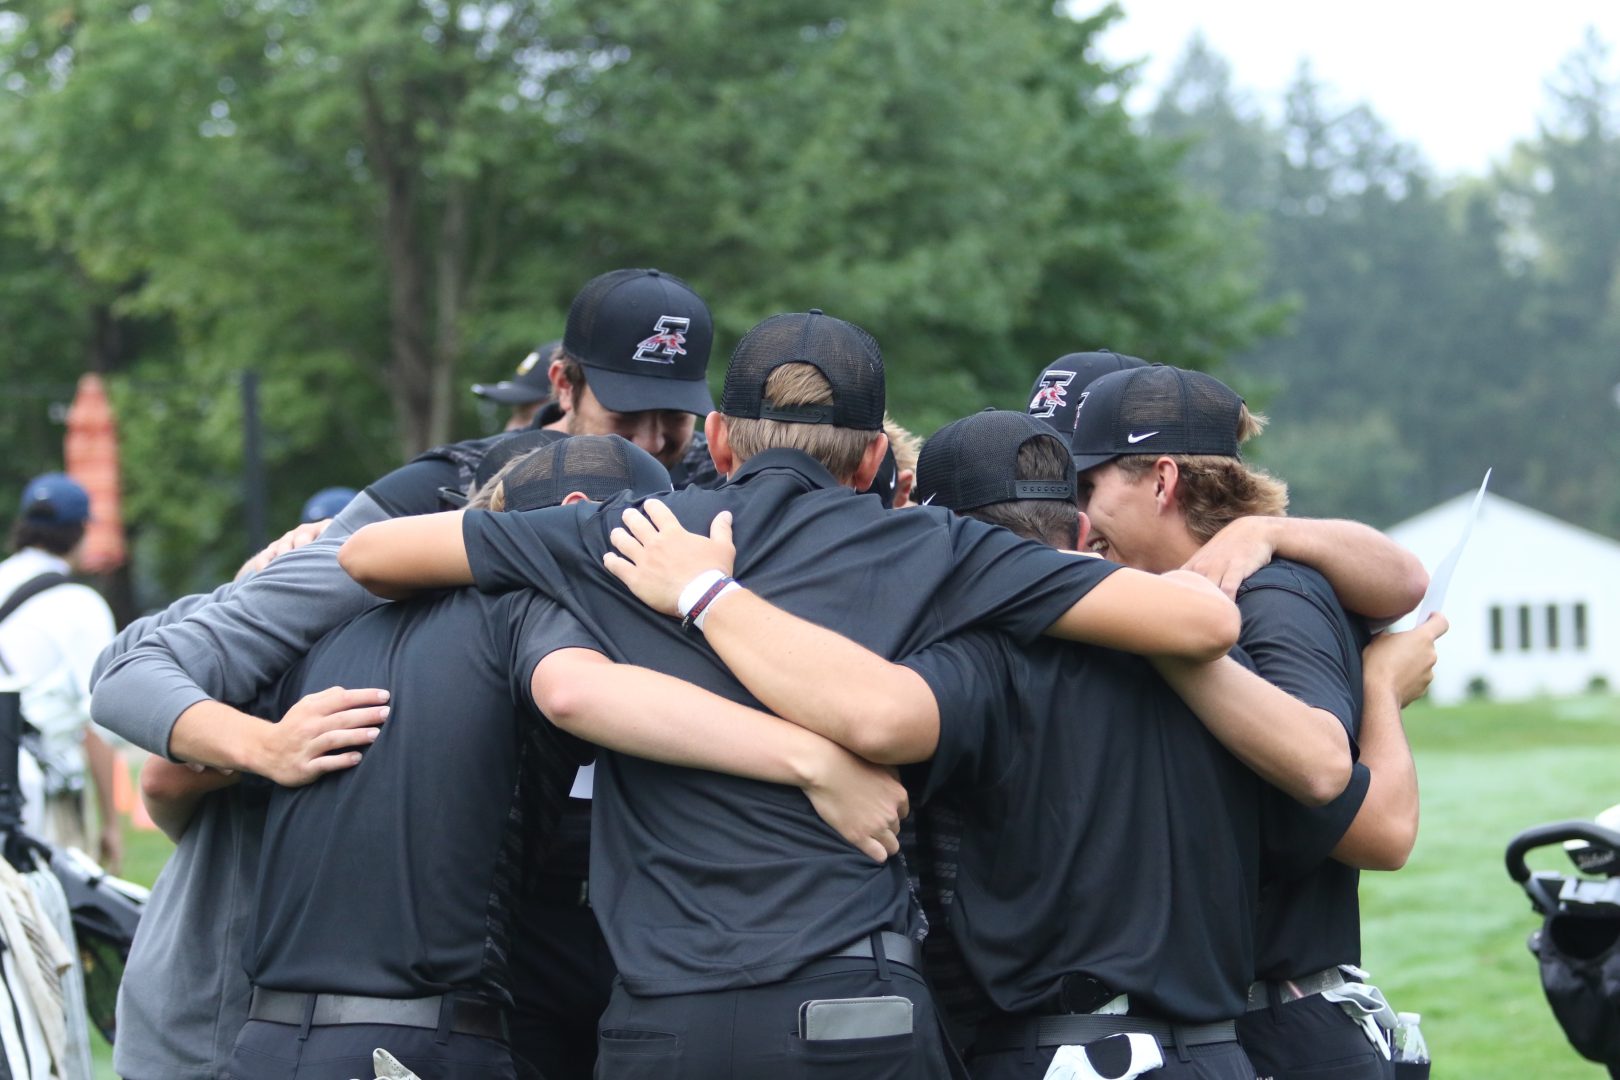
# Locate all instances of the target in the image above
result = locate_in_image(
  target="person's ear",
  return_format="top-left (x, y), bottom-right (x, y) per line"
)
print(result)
top-left (851, 433), bottom-right (891, 491)
top-left (705, 412), bottom-right (737, 477)
top-left (548, 359), bottom-right (576, 413)
top-left (560, 491), bottom-right (594, 506)
top-left (1153, 456), bottom-right (1180, 512)
top-left (893, 468), bottom-right (915, 509)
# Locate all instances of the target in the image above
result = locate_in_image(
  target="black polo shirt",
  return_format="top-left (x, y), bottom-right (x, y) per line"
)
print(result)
top-left (247, 587), bottom-right (596, 1007)
top-left (904, 634), bottom-right (1263, 1023)
top-left (461, 448), bottom-right (1119, 995)
top-left (1237, 559), bottom-right (1372, 980)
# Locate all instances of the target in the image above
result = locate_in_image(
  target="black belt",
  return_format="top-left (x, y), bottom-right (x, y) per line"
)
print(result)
top-left (248, 988), bottom-right (507, 1041)
top-left (976, 1013), bottom-right (1238, 1053)
top-left (1245, 966), bottom-right (1346, 1011)
top-left (827, 931), bottom-right (923, 972)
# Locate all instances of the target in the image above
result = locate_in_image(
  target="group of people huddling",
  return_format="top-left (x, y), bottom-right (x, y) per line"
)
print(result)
top-left (86, 267), bottom-right (1444, 1080)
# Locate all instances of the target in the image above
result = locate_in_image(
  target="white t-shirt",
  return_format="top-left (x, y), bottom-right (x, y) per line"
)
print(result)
top-left (0, 548), bottom-right (116, 805)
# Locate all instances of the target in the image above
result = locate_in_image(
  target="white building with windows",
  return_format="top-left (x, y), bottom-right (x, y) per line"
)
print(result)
top-left (1385, 491), bottom-right (1620, 703)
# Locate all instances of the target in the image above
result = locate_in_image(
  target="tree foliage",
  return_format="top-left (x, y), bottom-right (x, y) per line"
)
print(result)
top-left (0, 0), bottom-right (1269, 597)
top-left (1150, 30), bottom-right (1620, 536)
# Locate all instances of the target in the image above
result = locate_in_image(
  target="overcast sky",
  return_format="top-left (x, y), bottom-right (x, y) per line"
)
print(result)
top-left (1092, 1), bottom-right (1620, 176)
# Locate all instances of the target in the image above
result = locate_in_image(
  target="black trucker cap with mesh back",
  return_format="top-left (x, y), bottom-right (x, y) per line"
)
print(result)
top-left (720, 310), bottom-right (885, 431)
top-left (563, 269), bottom-right (715, 417)
top-left (1069, 365), bottom-right (1245, 472)
top-left (501, 434), bottom-right (672, 512)
top-left (1026, 350), bottom-right (1149, 434)
top-left (915, 409), bottom-right (1077, 511)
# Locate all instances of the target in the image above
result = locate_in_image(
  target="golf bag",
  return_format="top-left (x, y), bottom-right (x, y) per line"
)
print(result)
top-left (1505, 807), bottom-right (1620, 1079)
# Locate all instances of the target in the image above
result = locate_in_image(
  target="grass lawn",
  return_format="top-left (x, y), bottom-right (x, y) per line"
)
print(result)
top-left (90, 695), bottom-right (1616, 1078)
top-left (1361, 695), bottom-right (1617, 1078)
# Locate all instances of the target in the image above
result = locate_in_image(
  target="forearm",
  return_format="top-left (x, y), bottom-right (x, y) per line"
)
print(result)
top-left (166, 700), bottom-right (272, 773)
top-left (1153, 655), bottom-right (1352, 806)
top-left (541, 653), bottom-right (851, 783)
top-left (1269, 518), bottom-right (1427, 622)
top-left (140, 755), bottom-right (240, 842)
top-left (1332, 682), bottom-right (1419, 870)
top-left (697, 589), bottom-right (939, 764)
top-left (338, 511), bottom-right (472, 598)
top-left (1048, 568), bottom-right (1241, 662)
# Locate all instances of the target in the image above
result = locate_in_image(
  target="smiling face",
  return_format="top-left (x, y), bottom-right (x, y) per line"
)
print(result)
top-left (1075, 458), bottom-right (1184, 572)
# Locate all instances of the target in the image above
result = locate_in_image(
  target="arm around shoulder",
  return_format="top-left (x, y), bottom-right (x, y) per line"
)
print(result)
top-left (338, 511), bottom-right (472, 599)
top-left (1046, 565), bottom-right (1240, 662)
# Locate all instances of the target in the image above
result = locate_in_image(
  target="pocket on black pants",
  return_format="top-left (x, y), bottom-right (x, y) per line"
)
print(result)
top-left (787, 1030), bottom-right (920, 1079)
top-left (596, 1029), bottom-right (682, 1079)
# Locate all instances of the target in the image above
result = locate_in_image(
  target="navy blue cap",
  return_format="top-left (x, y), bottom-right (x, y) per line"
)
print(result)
top-left (19, 473), bottom-right (90, 526)
top-left (301, 487), bottom-right (358, 524)
top-left (472, 340), bottom-right (559, 405)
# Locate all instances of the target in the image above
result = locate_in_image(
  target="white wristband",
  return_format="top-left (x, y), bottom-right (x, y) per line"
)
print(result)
top-left (676, 569), bottom-right (730, 619)
top-left (693, 581), bottom-right (742, 632)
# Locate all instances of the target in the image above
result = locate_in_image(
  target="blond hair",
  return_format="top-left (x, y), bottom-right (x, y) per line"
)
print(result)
top-left (724, 364), bottom-right (878, 482)
top-left (883, 414), bottom-right (922, 475)
top-left (1114, 404), bottom-right (1287, 542)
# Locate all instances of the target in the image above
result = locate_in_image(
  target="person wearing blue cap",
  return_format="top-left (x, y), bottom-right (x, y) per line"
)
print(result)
top-left (0, 473), bottom-right (121, 870)
top-left (300, 487), bottom-right (358, 525)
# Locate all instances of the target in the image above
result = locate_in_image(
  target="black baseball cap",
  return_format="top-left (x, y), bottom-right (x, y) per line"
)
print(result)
top-left (472, 341), bottom-right (559, 405)
top-left (1070, 366), bottom-right (1245, 472)
top-left (915, 410), bottom-right (1076, 511)
top-left (501, 434), bottom-right (673, 512)
top-left (721, 310), bottom-right (885, 430)
top-left (472, 429), bottom-right (570, 492)
top-left (1026, 350), bottom-right (1149, 434)
top-left (563, 269), bottom-right (714, 416)
top-left (859, 444), bottom-right (900, 508)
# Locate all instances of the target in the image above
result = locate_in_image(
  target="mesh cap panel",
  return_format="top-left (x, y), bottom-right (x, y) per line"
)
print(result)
top-left (721, 310), bottom-right (885, 430)
top-left (1070, 366), bottom-right (1244, 471)
top-left (916, 410), bottom-right (1076, 511)
top-left (503, 435), bottom-right (672, 511)
top-left (473, 429), bottom-right (569, 491)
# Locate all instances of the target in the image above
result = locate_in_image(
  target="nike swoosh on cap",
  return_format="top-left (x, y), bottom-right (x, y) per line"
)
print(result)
top-left (1125, 431), bottom-right (1159, 444)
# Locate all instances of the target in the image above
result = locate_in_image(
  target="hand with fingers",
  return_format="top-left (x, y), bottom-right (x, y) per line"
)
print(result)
top-left (1181, 516), bottom-right (1279, 599)
top-left (604, 498), bottom-right (736, 617)
top-left (1365, 613), bottom-right (1449, 707)
top-left (801, 742), bottom-right (911, 865)
top-left (256, 685), bottom-right (391, 787)
top-left (236, 518), bottom-right (334, 581)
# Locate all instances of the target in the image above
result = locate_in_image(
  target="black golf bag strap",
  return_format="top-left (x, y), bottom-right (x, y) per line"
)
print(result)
top-left (0, 572), bottom-right (72, 674)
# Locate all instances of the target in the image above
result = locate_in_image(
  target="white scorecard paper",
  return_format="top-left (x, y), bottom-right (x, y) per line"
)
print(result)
top-left (1415, 468), bottom-right (1491, 624)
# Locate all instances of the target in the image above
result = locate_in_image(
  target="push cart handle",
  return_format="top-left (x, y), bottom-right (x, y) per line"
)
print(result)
top-left (1504, 820), bottom-right (1620, 882)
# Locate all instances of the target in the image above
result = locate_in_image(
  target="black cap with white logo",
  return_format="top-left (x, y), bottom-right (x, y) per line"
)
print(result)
top-left (1069, 365), bottom-right (1245, 472)
top-left (916, 409), bottom-right (1076, 511)
top-left (1026, 350), bottom-right (1149, 434)
top-left (472, 340), bottom-right (559, 405)
top-left (563, 269), bottom-right (715, 417)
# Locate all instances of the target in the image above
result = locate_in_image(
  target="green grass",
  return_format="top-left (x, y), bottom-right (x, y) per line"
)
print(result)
top-left (1362, 695), bottom-right (1618, 1078)
top-left (90, 698), bottom-right (1618, 1078)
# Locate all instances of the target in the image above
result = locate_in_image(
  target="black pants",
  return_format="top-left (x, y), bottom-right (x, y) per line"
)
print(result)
top-left (1236, 994), bottom-right (1393, 1080)
top-left (225, 1018), bottom-right (516, 1080)
top-left (511, 894), bottom-right (617, 1080)
top-left (969, 1040), bottom-right (1253, 1080)
top-left (593, 956), bottom-right (953, 1079)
